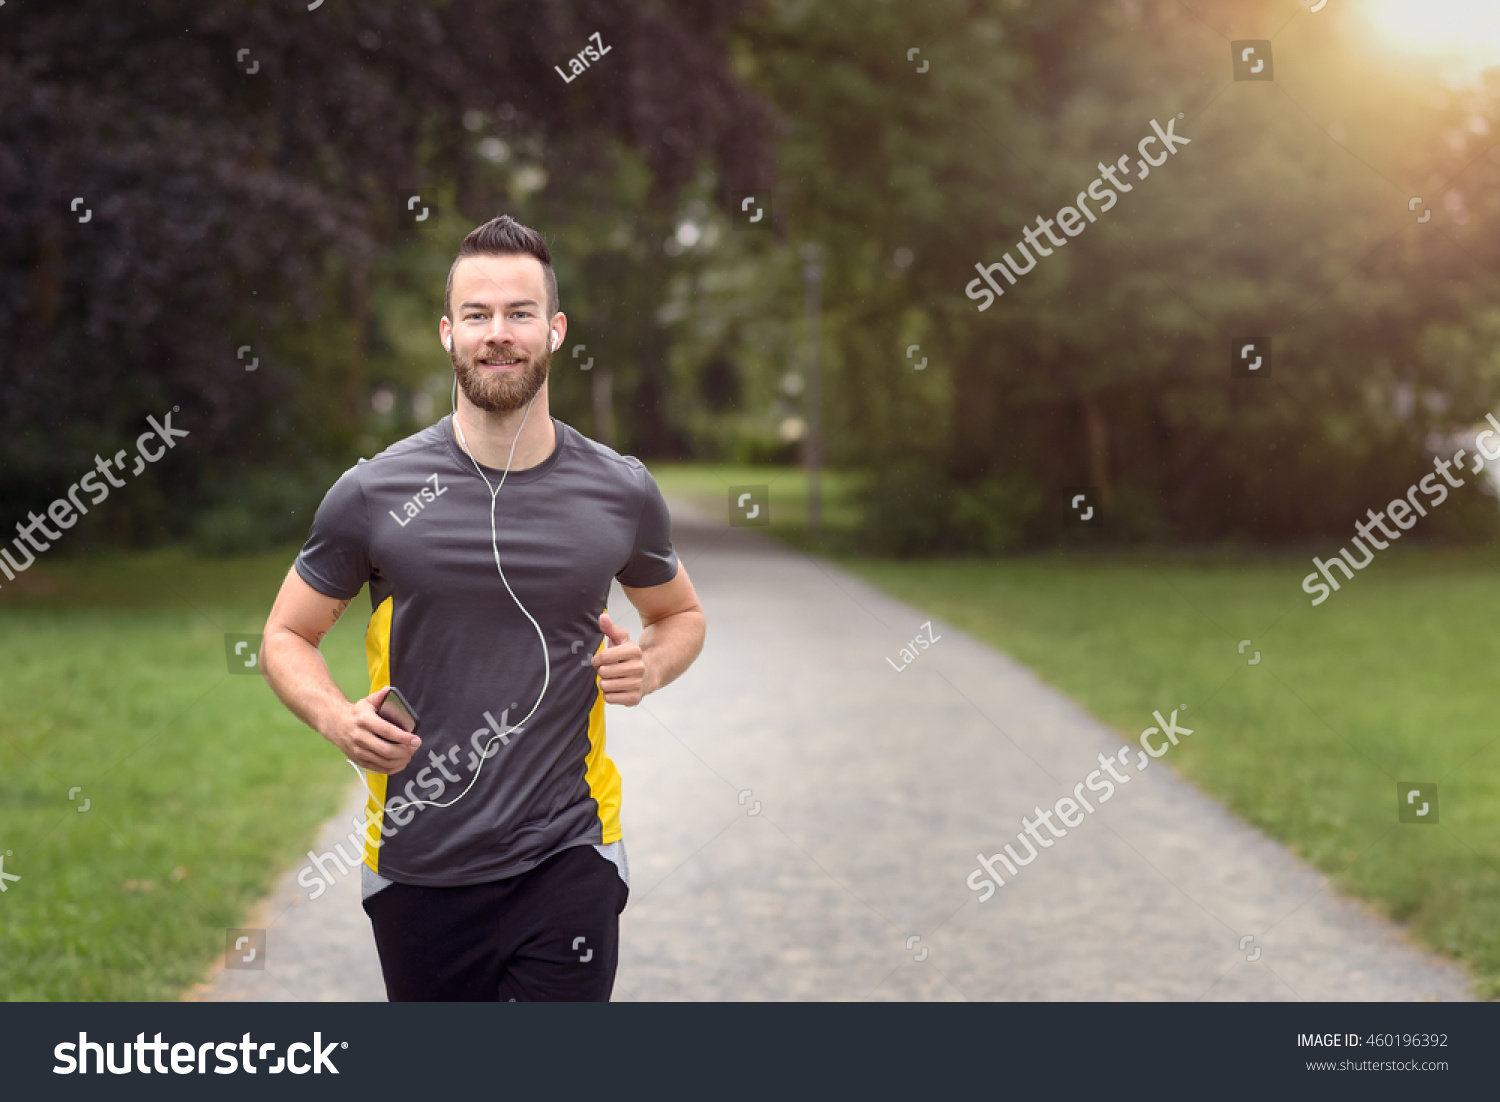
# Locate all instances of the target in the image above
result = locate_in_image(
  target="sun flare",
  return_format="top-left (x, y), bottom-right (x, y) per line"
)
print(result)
top-left (1366, 0), bottom-right (1500, 71)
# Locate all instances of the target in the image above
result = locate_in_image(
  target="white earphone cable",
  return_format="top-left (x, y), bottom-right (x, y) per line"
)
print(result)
top-left (345, 343), bottom-right (555, 815)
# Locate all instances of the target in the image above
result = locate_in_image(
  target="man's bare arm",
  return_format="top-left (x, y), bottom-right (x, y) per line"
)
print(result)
top-left (629, 562), bottom-right (706, 696)
top-left (261, 567), bottom-right (421, 774)
top-left (592, 562), bottom-right (706, 705)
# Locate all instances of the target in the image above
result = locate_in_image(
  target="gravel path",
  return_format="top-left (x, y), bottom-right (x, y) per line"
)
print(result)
top-left (186, 780), bottom-right (385, 1003)
top-left (192, 496), bottom-right (1473, 1002)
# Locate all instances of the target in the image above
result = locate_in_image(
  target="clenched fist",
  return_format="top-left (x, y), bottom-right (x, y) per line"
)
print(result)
top-left (591, 611), bottom-right (652, 706)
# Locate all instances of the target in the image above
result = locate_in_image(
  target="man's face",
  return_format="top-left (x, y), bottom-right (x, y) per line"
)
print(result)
top-left (445, 255), bottom-right (556, 413)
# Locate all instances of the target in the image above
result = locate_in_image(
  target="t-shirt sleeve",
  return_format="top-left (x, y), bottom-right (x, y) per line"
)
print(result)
top-left (294, 464), bottom-right (373, 600)
top-left (615, 463), bottom-right (680, 589)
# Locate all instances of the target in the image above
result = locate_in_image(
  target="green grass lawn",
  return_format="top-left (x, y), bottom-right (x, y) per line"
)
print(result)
top-left (646, 462), bottom-right (865, 551)
top-left (0, 548), bottom-right (366, 1001)
top-left (652, 463), bottom-right (1500, 997)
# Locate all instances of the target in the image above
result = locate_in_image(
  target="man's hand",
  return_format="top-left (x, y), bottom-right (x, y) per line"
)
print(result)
top-left (592, 612), bottom-right (651, 706)
top-left (327, 686), bottom-right (423, 774)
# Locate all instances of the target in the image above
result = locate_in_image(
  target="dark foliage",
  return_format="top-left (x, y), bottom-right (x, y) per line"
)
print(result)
top-left (0, 0), bottom-right (772, 543)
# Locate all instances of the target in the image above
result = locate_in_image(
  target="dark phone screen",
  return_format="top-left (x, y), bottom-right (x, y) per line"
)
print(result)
top-left (377, 686), bottom-right (420, 734)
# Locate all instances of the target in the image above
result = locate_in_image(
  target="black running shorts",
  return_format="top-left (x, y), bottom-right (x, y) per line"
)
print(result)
top-left (362, 843), bottom-right (629, 1002)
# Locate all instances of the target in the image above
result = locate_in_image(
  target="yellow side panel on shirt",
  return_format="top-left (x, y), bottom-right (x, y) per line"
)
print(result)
top-left (584, 631), bottom-right (623, 843)
top-left (362, 595), bottom-right (393, 872)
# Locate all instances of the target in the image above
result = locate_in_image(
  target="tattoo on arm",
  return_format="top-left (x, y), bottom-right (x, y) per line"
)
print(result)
top-left (314, 598), bottom-right (353, 645)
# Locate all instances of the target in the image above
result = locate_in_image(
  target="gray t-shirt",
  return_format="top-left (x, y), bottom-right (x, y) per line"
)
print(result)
top-left (294, 415), bottom-right (678, 887)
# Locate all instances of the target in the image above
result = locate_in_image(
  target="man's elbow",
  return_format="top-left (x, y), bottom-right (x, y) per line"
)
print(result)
top-left (259, 623), bottom-right (313, 683)
top-left (684, 605), bottom-right (707, 655)
top-left (671, 601), bottom-right (706, 633)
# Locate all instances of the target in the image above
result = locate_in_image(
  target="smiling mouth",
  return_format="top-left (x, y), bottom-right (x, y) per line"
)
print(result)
top-left (478, 354), bottom-right (524, 369)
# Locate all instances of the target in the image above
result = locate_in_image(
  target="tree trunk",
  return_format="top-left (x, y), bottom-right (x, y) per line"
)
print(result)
top-left (591, 367), bottom-right (615, 448)
top-left (1084, 394), bottom-right (1111, 506)
top-left (950, 350), bottom-right (994, 479)
top-left (347, 262), bottom-right (370, 431)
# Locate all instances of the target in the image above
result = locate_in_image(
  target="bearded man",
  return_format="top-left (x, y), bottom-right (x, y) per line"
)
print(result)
top-left (260, 215), bottom-right (705, 1001)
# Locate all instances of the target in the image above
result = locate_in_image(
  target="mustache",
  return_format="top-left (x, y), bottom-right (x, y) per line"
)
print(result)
top-left (470, 346), bottom-right (530, 362)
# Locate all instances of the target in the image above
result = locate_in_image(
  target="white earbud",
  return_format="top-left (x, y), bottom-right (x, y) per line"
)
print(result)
top-left (445, 333), bottom-right (454, 353)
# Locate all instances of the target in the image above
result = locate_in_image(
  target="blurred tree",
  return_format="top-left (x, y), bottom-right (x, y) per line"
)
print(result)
top-left (12, 0), bottom-right (1500, 554)
top-left (732, 0), bottom-right (1500, 549)
top-left (0, 0), bottom-right (771, 546)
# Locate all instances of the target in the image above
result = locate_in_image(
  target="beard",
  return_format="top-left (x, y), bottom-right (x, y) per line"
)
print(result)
top-left (452, 342), bottom-right (551, 413)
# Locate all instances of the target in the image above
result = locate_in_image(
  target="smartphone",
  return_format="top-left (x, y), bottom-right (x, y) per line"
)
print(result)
top-left (376, 685), bottom-right (421, 735)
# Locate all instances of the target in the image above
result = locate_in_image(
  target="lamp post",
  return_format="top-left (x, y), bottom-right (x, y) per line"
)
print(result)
top-left (800, 243), bottom-right (824, 539)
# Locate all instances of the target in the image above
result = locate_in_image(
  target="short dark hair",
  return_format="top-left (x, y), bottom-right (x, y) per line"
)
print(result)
top-left (444, 215), bottom-right (559, 321)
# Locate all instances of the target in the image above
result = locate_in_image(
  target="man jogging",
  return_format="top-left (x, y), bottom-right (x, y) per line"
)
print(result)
top-left (261, 215), bottom-right (706, 1001)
